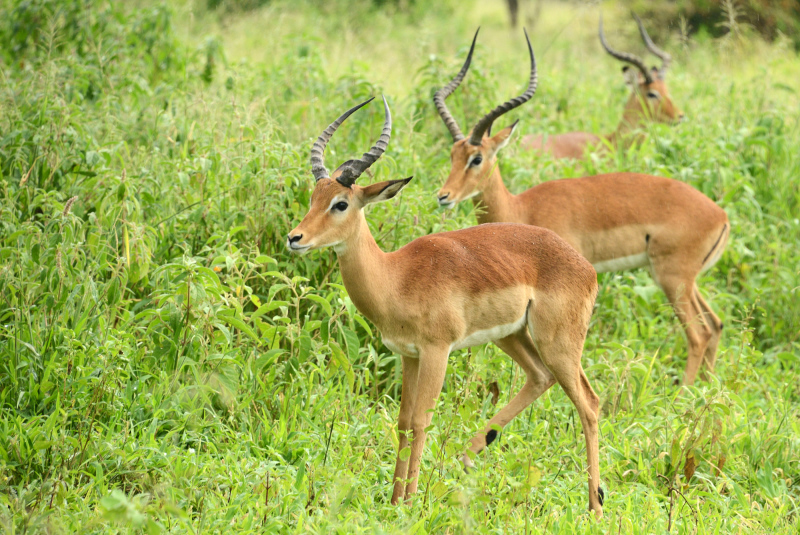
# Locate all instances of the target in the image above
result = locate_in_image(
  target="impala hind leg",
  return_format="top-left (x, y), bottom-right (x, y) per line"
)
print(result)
top-left (694, 286), bottom-right (723, 379)
top-left (401, 346), bottom-right (450, 504)
top-left (656, 274), bottom-right (712, 385)
top-left (391, 355), bottom-right (420, 505)
top-left (532, 322), bottom-right (602, 517)
top-left (461, 330), bottom-right (556, 470)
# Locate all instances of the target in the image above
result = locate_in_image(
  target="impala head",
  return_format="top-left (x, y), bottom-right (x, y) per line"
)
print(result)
top-left (600, 13), bottom-right (684, 125)
top-left (287, 96), bottom-right (412, 254)
top-left (435, 29), bottom-right (537, 208)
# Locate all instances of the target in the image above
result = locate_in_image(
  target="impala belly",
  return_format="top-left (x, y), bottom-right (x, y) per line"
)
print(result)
top-left (382, 337), bottom-right (419, 358)
top-left (578, 226), bottom-right (651, 274)
top-left (591, 252), bottom-right (649, 273)
top-left (451, 314), bottom-right (527, 352)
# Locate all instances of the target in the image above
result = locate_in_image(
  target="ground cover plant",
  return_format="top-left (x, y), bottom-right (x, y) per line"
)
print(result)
top-left (0, 0), bottom-right (798, 533)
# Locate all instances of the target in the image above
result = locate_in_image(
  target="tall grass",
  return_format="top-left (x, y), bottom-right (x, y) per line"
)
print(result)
top-left (0, 0), bottom-right (798, 532)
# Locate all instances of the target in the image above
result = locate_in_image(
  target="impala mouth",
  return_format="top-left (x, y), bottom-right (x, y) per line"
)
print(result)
top-left (438, 194), bottom-right (456, 209)
top-left (286, 240), bottom-right (311, 254)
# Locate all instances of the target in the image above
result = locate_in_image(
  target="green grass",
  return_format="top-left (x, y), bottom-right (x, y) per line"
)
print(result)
top-left (0, 0), bottom-right (798, 532)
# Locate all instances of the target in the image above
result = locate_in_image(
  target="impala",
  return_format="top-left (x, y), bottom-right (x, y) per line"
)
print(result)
top-left (434, 30), bottom-right (728, 385)
top-left (288, 97), bottom-right (604, 515)
top-left (521, 13), bottom-right (683, 159)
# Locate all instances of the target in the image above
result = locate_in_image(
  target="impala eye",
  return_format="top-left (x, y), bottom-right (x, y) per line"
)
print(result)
top-left (470, 155), bottom-right (483, 167)
top-left (332, 201), bottom-right (349, 212)
top-left (647, 91), bottom-right (660, 100)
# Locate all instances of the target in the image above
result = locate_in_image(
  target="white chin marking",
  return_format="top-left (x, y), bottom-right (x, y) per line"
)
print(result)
top-left (450, 315), bottom-right (527, 352)
top-left (592, 252), bottom-right (649, 273)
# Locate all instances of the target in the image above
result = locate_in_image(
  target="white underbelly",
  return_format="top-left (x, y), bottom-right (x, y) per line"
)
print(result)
top-left (450, 314), bottom-right (527, 352)
top-left (592, 252), bottom-right (649, 273)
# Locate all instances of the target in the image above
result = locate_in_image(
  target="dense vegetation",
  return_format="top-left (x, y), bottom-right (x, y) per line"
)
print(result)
top-left (626, 0), bottom-right (800, 49)
top-left (0, 0), bottom-right (798, 532)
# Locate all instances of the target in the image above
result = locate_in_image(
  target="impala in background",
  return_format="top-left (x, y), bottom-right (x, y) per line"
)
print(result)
top-left (288, 97), bottom-right (605, 516)
top-left (434, 29), bottom-right (728, 385)
top-left (522, 13), bottom-right (683, 159)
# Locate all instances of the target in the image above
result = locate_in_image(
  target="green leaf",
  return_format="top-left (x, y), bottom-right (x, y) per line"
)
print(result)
top-left (329, 342), bottom-right (354, 390)
top-left (342, 326), bottom-right (360, 362)
top-left (306, 293), bottom-right (333, 316)
top-left (106, 277), bottom-right (120, 305)
top-left (217, 312), bottom-right (259, 342)
top-left (251, 301), bottom-right (289, 320)
top-left (254, 349), bottom-right (284, 372)
top-left (353, 314), bottom-right (372, 337)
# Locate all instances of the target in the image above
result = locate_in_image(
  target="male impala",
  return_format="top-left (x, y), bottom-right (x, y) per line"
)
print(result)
top-left (288, 97), bottom-right (604, 515)
top-left (435, 30), bottom-right (727, 385)
top-left (521, 14), bottom-right (683, 159)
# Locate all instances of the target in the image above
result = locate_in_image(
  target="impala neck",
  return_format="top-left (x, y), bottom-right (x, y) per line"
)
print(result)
top-left (606, 108), bottom-right (648, 148)
top-left (471, 165), bottom-right (516, 224)
top-left (335, 215), bottom-right (392, 325)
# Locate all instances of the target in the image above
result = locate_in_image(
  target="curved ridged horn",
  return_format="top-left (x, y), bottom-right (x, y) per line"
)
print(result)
top-left (310, 97), bottom-right (375, 181)
top-left (599, 14), bottom-right (653, 85)
top-left (334, 95), bottom-right (392, 188)
top-left (434, 28), bottom-right (479, 142)
top-left (632, 12), bottom-right (672, 77)
top-left (468, 28), bottom-right (537, 146)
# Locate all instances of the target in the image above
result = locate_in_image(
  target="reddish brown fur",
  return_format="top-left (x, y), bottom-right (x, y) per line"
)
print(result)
top-left (289, 177), bottom-right (604, 516)
top-left (439, 127), bottom-right (729, 385)
top-left (521, 73), bottom-right (683, 159)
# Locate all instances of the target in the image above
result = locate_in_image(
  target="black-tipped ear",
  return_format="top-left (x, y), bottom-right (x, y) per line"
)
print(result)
top-left (361, 177), bottom-right (413, 205)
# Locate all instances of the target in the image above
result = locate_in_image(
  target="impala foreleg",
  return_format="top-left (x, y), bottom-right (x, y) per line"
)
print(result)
top-left (400, 347), bottom-right (449, 504)
top-left (461, 331), bottom-right (555, 470)
top-left (391, 355), bottom-right (420, 505)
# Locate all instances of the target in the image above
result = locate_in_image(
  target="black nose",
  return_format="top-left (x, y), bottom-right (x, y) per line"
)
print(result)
top-left (288, 234), bottom-right (302, 244)
top-left (438, 194), bottom-right (449, 202)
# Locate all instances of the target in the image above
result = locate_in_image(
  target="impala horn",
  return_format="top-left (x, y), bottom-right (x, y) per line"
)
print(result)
top-left (469, 28), bottom-right (537, 146)
top-left (310, 96), bottom-right (392, 188)
top-left (599, 14), bottom-right (654, 85)
top-left (434, 28), bottom-right (479, 142)
top-left (632, 12), bottom-right (672, 78)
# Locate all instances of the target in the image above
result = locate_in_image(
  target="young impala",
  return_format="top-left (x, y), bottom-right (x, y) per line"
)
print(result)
top-left (434, 30), bottom-right (728, 385)
top-left (521, 14), bottom-right (683, 159)
top-left (288, 97), bottom-right (605, 515)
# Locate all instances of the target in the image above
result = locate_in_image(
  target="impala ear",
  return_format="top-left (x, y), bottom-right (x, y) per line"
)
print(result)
top-left (359, 177), bottom-right (413, 206)
top-left (488, 120), bottom-right (519, 157)
top-left (622, 65), bottom-right (639, 88)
